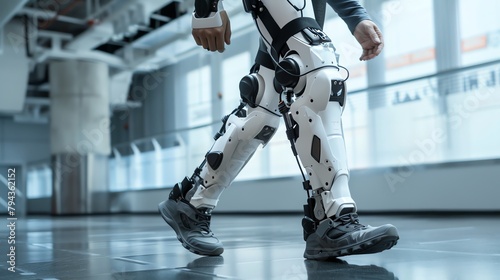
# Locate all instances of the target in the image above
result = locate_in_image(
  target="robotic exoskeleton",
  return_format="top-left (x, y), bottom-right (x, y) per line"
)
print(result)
top-left (160, 0), bottom-right (399, 259)
top-left (186, 0), bottom-right (356, 238)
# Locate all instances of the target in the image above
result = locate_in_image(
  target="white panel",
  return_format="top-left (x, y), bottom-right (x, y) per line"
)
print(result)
top-left (0, 21), bottom-right (29, 113)
top-left (109, 71), bottom-right (133, 105)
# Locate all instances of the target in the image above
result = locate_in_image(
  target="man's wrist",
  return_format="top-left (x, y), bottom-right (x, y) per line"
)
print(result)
top-left (194, 0), bottom-right (223, 18)
top-left (192, 0), bottom-right (224, 29)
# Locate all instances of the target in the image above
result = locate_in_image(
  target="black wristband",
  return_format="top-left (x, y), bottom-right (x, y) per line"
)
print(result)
top-left (195, 0), bottom-right (219, 18)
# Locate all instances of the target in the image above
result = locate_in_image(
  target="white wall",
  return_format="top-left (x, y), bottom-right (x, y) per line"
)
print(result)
top-left (0, 20), bottom-right (29, 113)
top-left (50, 159), bottom-right (498, 215)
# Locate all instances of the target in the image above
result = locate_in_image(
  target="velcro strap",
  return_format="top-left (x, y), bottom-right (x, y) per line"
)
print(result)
top-left (271, 17), bottom-right (321, 60)
top-left (259, 7), bottom-right (281, 41)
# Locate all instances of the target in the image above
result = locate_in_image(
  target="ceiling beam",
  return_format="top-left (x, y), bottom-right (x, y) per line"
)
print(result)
top-left (18, 7), bottom-right (87, 25)
top-left (0, 0), bottom-right (29, 28)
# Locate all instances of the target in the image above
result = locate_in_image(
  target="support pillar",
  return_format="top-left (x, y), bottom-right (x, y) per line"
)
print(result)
top-left (433, 0), bottom-right (462, 159)
top-left (50, 59), bottom-right (111, 215)
top-left (433, 0), bottom-right (462, 112)
top-left (364, 0), bottom-right (387, 166)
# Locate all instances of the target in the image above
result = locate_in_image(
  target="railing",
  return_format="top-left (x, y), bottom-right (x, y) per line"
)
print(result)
top-left (27, 60), bottom-right (500, 195)
top-left (342, 59), bottom-right (500, 168)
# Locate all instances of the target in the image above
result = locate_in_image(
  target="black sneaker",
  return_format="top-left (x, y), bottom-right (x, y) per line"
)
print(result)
top-left (158, 183), bottom-right (223, 256)
top-left (304, 259), bottom-right (398, 279)
top-left (303, 213), bottom-right (399, 260)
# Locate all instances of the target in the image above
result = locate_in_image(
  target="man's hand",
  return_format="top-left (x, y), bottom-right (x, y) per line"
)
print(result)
top-left (192, 11), bottom-right (231, 53)
top-left (353, 20), bottom-right (384, 61)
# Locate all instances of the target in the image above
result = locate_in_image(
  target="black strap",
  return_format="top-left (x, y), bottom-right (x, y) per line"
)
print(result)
top-left (254, 39), bottom-right (276, 70)
top-left (256, 5), bottom-right (322, 60)
top-left (258, 7), bottom-right (281, 42)
top-left (271, 17), bottom-right (321, 60)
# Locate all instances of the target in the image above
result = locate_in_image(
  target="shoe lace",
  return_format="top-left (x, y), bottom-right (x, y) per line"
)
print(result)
top-left (195, 214), bottom-right (212, 234)
top-left (334, 213), bottom-right (364, 229)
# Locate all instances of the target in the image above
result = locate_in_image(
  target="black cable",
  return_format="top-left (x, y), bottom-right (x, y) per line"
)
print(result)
top-left (253, 4), bottom-right (354, 83)
top-left (338, 65), bottom-right (350, 82)
top-left (259, 105), bottom-right (281, 117)
top-left (287, 0), bottom-right (306, 11)
top-left (287, 0), bottom-right (307, 17)
top-left (215, 102), bottom-right (247, 138)
top-left (250, 103), bottom-right (281, 117)
top-left (255, 20), bottom-right (340, 78)
top-left (279, 102), bottom-right (309, 194)
top-left (23, 15), bottom-right (33, 58)
top-left (191, 102), bottom-right (247, 181)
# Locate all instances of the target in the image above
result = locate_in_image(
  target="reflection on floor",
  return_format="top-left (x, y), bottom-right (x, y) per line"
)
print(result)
top-left (0, 213), bottom-right (499, 279)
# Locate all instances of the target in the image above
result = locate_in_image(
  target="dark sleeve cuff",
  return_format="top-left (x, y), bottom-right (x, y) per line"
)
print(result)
top-left (326, 0), bottom-right (372, 34)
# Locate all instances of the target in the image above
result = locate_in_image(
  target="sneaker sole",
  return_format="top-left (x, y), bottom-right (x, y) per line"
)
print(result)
top-left (158, 201), bottom-right (224, 256)
top-left (304, 228), bottom-right (399, 260)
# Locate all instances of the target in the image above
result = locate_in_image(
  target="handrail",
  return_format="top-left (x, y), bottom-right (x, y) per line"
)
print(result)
top-left (349, 58), bottom-right (500, 95)
top-left (112, 121), bottom-right (220, 149)
top-left (113, 58), bottom-right (500, 150)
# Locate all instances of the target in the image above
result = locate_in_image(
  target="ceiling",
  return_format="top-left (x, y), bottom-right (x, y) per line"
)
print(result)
top-left (0, 0), bottom-right (250, 122)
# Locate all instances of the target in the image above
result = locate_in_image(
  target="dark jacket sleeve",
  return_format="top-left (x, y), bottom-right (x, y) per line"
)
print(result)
top-left (326, 0), bottom-right (371, 34)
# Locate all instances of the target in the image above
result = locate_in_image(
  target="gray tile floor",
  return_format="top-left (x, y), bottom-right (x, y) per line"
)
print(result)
top-left (1, 213), bottom-right (499, 279)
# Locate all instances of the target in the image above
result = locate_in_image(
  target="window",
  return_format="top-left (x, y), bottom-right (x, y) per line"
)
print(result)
top-left (323, 16), bottom-right (367, 91)
top-left (187, 66), bottom-right (212, 126)
top-left (459, 0), bottom-right (500, 66)
top-left (222, 52), bottom-right (251, 113)
top-left (27, 165), bottom-right (52, 198)
top-left (382, 0), bottom-right (436, 82)
top-left (107, 2), bottom-right (500, 194)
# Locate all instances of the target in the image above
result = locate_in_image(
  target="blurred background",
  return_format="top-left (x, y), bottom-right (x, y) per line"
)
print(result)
top-left (1, 0), bottom-right (499, 216)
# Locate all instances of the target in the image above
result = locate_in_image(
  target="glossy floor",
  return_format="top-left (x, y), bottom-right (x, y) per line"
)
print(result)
top-left (1, 213), bottom-right (499, 279)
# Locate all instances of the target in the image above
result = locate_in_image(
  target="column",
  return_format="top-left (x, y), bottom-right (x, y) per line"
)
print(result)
top-left (50, 59), bottom-right (111, 215)
top-left (433, 0), bottom-right (462, 158)
top-left (433, 0), bottom-right (462, 112)
top-left (364, 0), bottom-right (387, 166)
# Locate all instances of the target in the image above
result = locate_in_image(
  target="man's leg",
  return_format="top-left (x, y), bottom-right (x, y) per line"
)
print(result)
top-left (245, 0), bottom-right (399, 260)
top-left (159, 63), bottom-right (281, 256)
